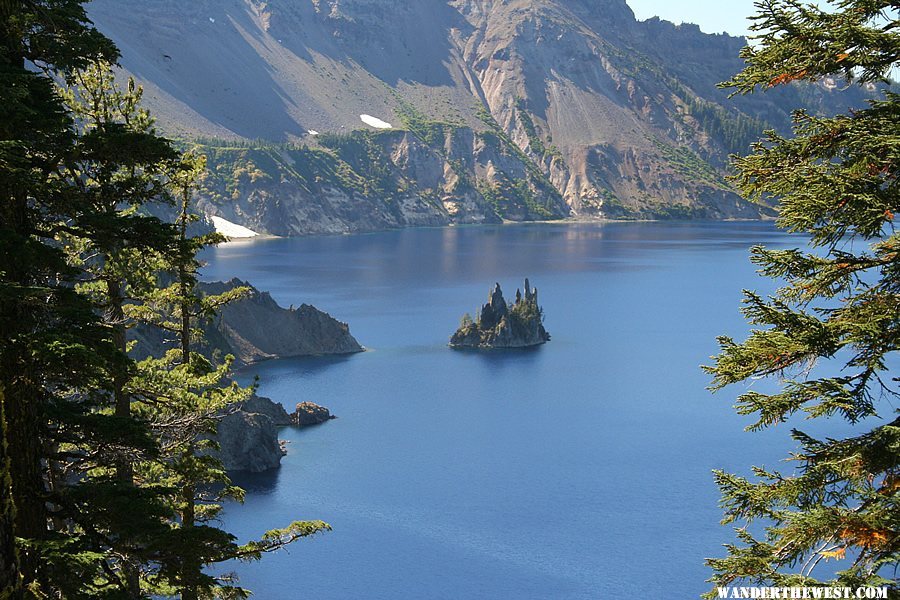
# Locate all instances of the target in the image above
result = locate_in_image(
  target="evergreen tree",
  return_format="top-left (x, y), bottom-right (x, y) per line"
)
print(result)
top-left (57, 63), bottom-right (330, 598)
top-left (705, 0), bottom-right (900, 594)
top-left (0, 4), bottom-right (330, 593)
top-left (129, 152), bottom-right (330, 599)
top-left (54, 60), bottom-right (188, 597)
top-left (0, 1), bottom-right (119, 594)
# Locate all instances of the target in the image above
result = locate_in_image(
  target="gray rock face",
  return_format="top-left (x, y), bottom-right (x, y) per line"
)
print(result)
top-left (130, 279), bottom-right (363, 367)
top-left (203, 279), bottom-right (364, 365)
top-left (89, 0), bottom-right (878, 226)
top-left (212, 395), bottom-right (294, 472)
top-left (451, 279), bottom-right (550, 349)
top-left (479, 283), bottom-right (508, 330)
top-left (241, 394), bottom-right (293, 426)
top-left (214, 409), bottom-right (285, 473)
top-left (292, 402), bottom-right (335, 427)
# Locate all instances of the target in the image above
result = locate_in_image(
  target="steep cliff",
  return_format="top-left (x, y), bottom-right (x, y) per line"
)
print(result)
top-left (191, 127), bottom-right (565, 235)
top-left (130, 279), bottom-right (363, 367)
top-left (213, 397), bottom-right (286, 472)
top-left (88, 0), bottom-right (881, 227)
top-left (213, 396), bottom-right (335, 471)
top-left (242, 394), bottom-right (293, 426)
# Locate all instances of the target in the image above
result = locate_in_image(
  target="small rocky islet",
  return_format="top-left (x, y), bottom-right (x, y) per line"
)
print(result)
top-left (213, 396), bottom-right (337, 473)
top-left (450, 279), bottom-right (550, 349)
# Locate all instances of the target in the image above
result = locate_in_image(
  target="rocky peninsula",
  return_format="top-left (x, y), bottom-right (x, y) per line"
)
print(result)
top-left (130, 280), bottom-right (355, 472)
top-left (212, 395), bottom-right (289, 473)
top-left (131, 278), bottom-right (363, 367)
top-left (450, 279), bottom-right (550, 349)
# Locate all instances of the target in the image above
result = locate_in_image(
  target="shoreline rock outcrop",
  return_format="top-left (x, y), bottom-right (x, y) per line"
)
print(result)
top-left (241, 394), bottom-right (293, 426)
top-left (130, 279), bottom-right (363, 368)
top-left (213, 395), bottom-right (287, 473)
top-left (213, 396), bottom-right (337, 472)
top-left (450, 279), bottom-right (550, 349)
top-left (292, 402), bottom-right (336, 427)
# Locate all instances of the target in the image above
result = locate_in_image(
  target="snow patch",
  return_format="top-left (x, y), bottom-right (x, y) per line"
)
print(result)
top-left (211, 216), bottom-right (258, 239)
top-left (360, 114), bottom-right (392, 129)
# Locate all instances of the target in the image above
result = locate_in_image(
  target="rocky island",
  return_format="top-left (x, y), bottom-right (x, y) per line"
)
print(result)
top-left (450, 279), bottom-right (550, 349)
top-left (293, 402), bottom-right (336, 427)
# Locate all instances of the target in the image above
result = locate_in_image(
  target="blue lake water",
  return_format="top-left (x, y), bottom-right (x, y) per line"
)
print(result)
top-left (200, 221), bottom-right (812, 599)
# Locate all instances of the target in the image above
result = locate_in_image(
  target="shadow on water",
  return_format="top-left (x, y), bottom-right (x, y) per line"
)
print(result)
top-left (451, 344), bottom-right (545, 374)
top-left (228, 468), bottom-right (283, 496)
top-left (234, 353), bottom-right (360, 386)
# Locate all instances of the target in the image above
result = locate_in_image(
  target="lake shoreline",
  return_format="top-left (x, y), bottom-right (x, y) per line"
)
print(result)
top-left (215, 214), bottom-right (777, 244)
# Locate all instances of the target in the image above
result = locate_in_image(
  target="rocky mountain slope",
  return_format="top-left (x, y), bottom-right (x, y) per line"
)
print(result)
top-left (88, 0), bottom-right (880, 229)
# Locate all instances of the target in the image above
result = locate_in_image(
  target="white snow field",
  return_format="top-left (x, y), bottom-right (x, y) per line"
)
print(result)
top-left (359, 114), bottom-right (392, 129)
top-left (210, 216), bottom-right (259, 239)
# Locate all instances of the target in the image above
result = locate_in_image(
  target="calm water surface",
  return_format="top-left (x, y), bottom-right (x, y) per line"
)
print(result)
top-left (200, 222), bottom-right (809, 599)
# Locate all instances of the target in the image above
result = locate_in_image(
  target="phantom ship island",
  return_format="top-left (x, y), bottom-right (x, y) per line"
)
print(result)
top-left (450, 279), bottom-right (550, 349)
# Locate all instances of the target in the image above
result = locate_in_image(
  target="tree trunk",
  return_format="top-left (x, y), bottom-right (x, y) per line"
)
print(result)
top-left (177, 225), bottom-right (199, 600)
top-left (105, 278), bottom-right (141, 598)
top-left (107, 278), bottom-right (131, 480)
top-left (0, 194), bottom-right (48, 592)
top-left (0, 315), bottom-right (47, 592)
top-left (0, 387), bottom-right (22, 599)
top-left (179, 265), bottom-right (190, 364)
top-left (179, 483), bottom-right (198, 600)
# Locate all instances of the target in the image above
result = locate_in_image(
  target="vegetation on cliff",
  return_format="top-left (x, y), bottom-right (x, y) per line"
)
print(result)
top-left (87, 0), bottom-right (883, 226)
top-left (180, 120), bottom-right (566, 235)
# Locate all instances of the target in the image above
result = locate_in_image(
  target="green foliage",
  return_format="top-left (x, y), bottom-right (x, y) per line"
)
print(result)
top-left (651, 137), bottom-right (727, 188)
top-left (512, 97), bottom-right (566, 168)
top-left (704, 1), bottom-right (900, 595)
top-left (189, 120), bottom-right (564, 221)
top-left (0, 13), bottom-right (330, 594)
top-left (181, 98), bottom-right (568, 223)
top-left (394, 100), bottom-right (454, 149)
top-left (514, 97), bottom-right (547, 157)
top-left (477, 170), bottom-right (556, 220)
top-left (475, 104), bottom-right (566, 215)
top-left (189, 131), bottom-right (414, 205)
top-left (685, 94), bottom-right (769, 158)
top-left (665, 77), bottom-right (771, 158)
top-left (1, 25), bottom-right (181, 591)
top-left (508, 296), bottom-right (543, 327)
top-left (318, 130), bottom-right (405, 200)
